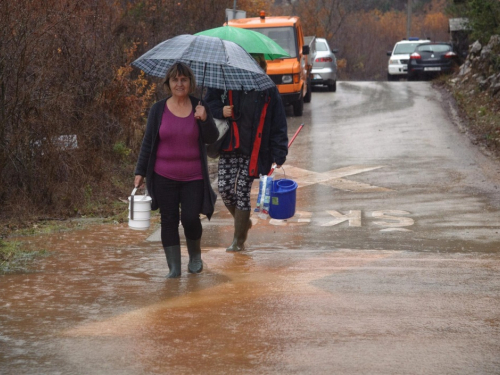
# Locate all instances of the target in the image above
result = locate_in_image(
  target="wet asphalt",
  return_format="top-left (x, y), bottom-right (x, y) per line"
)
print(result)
top-left (1, 82), bottom-right (500, 374)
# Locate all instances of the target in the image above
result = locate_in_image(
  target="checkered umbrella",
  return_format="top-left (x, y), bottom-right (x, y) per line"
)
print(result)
top-left (132, 34), bottom-right (275, 91)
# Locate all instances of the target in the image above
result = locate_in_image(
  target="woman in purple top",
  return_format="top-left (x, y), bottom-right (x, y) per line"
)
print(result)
top-left (134, 63), bottom-right (219, 278)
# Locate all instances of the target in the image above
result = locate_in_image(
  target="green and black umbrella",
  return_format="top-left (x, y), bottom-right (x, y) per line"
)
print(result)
top-left (195, 26), bottom-right (290, 60)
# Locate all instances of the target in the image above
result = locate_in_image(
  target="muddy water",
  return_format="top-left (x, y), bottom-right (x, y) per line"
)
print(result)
top-left (1, 218), bottom-right (500, 374)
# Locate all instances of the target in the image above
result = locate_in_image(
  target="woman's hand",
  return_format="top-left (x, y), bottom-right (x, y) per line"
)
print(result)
top-left (222, 105), bottom-right (233, 118)
top-left (134, 175), bottom-right (145, 189)
top-left (194, 102), bottom-right (207, 121)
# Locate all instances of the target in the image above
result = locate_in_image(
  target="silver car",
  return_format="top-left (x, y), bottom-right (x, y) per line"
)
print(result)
top-left (311, 37), bottom-right (338, 92)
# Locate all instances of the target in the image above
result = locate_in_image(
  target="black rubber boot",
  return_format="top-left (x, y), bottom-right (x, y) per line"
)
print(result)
top-left (186, 238), bottom-right (203, 273)
top-left (226, 209), bottom-right (252, 252)
top-left (163, 245), bottom-right (181, 278)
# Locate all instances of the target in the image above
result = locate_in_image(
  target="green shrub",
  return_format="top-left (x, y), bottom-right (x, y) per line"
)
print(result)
top-left (466, 0), bottom-right (500, 44)
top-left (113, 141), bottom-right (132, 160)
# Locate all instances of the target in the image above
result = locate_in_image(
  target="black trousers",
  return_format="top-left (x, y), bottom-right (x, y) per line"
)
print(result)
top-left (153, 173), bottom-right (204, 248)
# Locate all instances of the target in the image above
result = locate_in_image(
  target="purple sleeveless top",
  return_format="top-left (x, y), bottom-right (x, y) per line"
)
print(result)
top-left (154, 104), bottom-right (202, 181)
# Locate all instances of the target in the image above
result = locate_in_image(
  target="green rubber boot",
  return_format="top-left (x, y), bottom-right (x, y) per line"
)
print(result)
top-left (163, 245), bottom-right (181, 278)
top-left (225, 205), bottom-right (237, 248)
top-left (226, 209), bottom-right (252, 252)
top-left (186, 238), bottom-right (203, 273)
top-left (226, 205), bottom-right (236, 217)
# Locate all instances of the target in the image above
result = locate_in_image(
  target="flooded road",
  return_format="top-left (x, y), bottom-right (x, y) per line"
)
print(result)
top-left (1, 82), bottom-right (500, 374)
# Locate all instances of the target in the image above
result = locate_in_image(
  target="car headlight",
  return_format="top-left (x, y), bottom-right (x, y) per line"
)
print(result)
top-left (281, 75), bottom-right (293, 84)
top-left (389, 59), bottom-right (399, 65)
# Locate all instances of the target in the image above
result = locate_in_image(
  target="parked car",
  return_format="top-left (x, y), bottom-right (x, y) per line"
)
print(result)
top-left (407, 42), bottom-right (458, 81)
top-left (387, 38), bottom-right (429, 81)
top-left (311, 37), bottom-right (338, 92)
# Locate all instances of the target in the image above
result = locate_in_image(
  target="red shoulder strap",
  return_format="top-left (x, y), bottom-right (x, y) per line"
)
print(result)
top-left (248, 96), bottom-right (270, 177)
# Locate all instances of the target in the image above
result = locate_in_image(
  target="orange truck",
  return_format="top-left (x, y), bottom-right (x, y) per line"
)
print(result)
top-left (228, 12), bottom-right (313, 116)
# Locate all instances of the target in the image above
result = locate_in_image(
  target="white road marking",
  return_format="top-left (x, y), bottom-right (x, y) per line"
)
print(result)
top-left (322, 210), bottom-right (362, 227)
top-left (322, 178), bottom-right (392, 192)
top-left (282, 165), bottom-right (393, 191)
top-left (251, 165), bottom-right (392, 196)
top-left (372, 210), bottom-right (414, 227)
top-left (255, 211), bottom-right (311, 226)
top-left (380, 228), bottom-right (413, 232)
top-left (253, 210), bottom-right (414, 231)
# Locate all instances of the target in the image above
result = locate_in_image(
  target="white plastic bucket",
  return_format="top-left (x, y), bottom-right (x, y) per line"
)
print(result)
top-left (128, 187), bottom-right (152, 230)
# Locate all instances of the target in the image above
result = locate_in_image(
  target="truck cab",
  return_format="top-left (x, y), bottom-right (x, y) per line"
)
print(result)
top-left (228, 13), bottom-right (311, 116)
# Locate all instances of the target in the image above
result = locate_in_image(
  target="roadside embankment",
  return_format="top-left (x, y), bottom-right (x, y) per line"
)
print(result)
top-left (444, 35), bottom-right (500, 158)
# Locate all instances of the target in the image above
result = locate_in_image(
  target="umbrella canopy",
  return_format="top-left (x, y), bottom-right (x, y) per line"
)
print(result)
top-left (132, 34), bottom-right (275, 91)
top-left (194, 26), bottom-right (290, 60)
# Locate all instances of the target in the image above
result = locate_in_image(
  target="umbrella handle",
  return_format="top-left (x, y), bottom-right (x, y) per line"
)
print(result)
top-left (200, 62), bottom-right (207, 101)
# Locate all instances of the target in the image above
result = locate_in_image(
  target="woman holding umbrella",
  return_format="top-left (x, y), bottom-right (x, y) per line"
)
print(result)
top-left (134, 62), bottom-right (218, 278)
top-left (205, 54), bottom-right (288, 252)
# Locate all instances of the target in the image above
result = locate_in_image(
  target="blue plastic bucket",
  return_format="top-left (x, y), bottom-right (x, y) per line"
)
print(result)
top-left (269, 179), bottom-right (298, 219)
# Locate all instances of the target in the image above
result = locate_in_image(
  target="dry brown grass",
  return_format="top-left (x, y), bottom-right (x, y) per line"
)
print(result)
top-left (439, 76), bottom-right (500, 159)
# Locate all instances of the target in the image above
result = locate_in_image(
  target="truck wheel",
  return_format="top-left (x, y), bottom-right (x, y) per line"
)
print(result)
top-left (292, 94), bottom-right (304, 116)
top-left (304, 80), bottom-right (312, 103)
top-left (387, 73), bottom-right (397, 81)
top-left (328, 81), bottom-right (336, 92)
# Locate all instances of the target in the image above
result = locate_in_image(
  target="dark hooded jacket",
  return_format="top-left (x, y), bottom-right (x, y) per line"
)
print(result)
top-left (204, 86), bottom-right (288, 177)
top-left (134, 95), bottom-right (219, 219)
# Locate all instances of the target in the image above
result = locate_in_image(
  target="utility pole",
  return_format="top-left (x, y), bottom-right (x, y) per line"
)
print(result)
top-left (407, 0), bottom-right (412, 38)
top-left (233, 0), bottom-right (237, 11)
